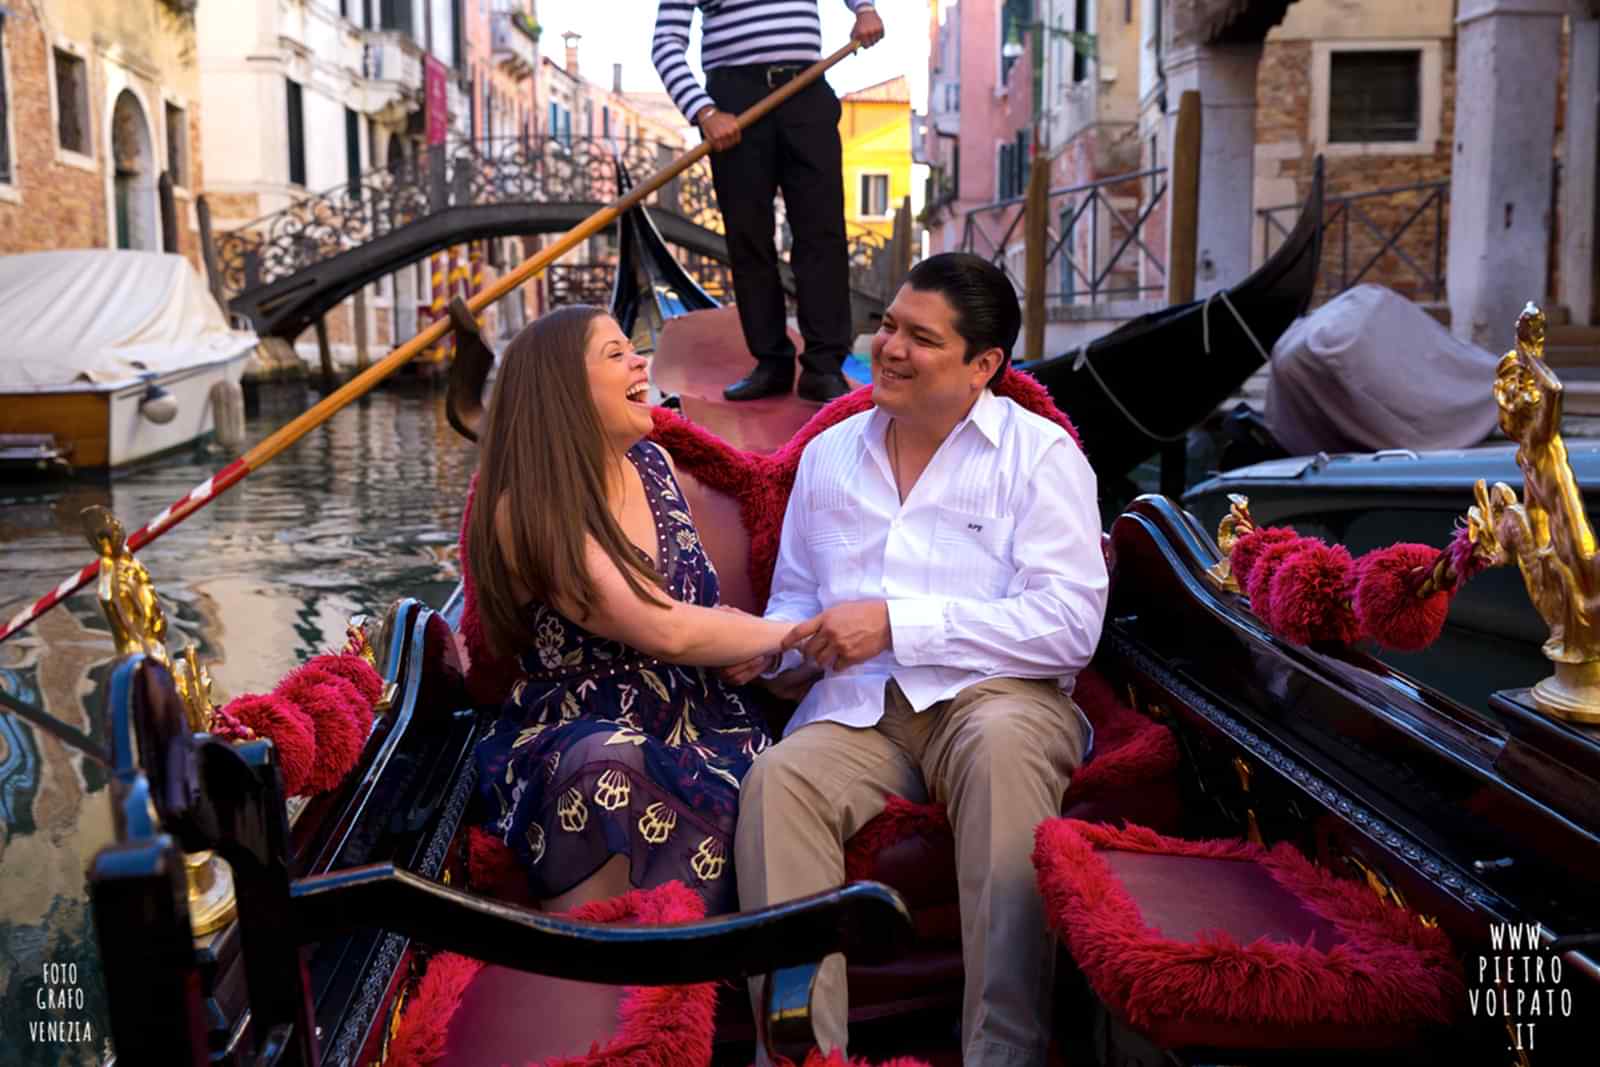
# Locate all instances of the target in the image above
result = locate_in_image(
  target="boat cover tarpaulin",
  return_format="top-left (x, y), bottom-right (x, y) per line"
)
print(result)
top-left (1264, 284), bottom-right (1498, 456)
top-left (0, 250), bottom-right (257, 392)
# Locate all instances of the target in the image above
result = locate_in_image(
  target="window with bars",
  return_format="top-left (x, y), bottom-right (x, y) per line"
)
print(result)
top-left (165, 102), bottom-right (187, 187)
top-left (55, 48), bottom-right (90, 156)
top-left (1328, 50), bottom-right (1421, 143)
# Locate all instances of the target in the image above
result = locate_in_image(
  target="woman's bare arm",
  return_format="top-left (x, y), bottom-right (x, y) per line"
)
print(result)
top-left (557, 537), bottom-right (799, 666)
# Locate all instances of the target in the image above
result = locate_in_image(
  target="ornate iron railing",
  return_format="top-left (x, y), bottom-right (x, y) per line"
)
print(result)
top-left (546, 263), bottom-right (616, 308)
top-left (1257, 178), bottom-right (1448, 304)
top-left (958, 166), bottom-right (1168, 304)
top-left (213, 134), bottom-right (898, 310)
top-left (212, 136), bottom-right (723, 297)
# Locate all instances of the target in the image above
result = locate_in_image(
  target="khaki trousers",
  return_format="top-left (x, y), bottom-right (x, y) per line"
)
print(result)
top-left (735, 677), bottom-right (1088, 1067)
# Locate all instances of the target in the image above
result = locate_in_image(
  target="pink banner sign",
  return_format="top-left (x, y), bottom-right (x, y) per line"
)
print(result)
top-left (425, 55), bottom-right (448, 145)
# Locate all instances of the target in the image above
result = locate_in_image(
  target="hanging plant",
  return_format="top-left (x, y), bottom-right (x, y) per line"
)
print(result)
top-left (512, 12), bottom-right (541, 43)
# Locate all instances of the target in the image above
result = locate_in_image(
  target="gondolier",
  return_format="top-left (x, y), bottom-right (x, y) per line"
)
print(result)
top-left (652, 0), bottom-right (884, 404)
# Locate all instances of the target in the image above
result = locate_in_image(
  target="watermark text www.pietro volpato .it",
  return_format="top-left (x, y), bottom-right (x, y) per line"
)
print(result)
top-left (28, 962), bottom-right (94, 1047)
top-left (1470, 922), bottom-right (1574, 1053)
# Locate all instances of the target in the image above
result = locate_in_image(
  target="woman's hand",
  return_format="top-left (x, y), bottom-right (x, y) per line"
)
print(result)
top-left (721, 651), bottom-right (780, 687)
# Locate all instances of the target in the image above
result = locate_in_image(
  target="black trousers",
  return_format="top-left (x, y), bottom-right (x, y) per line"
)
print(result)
top-left (705, 66), bottom-right (851, 376)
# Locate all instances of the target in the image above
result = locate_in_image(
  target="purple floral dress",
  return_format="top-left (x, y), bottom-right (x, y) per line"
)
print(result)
top-left (474, 442), bottom-right (770, 913)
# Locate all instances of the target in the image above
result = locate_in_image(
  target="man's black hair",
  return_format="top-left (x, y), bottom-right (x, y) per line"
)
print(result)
top-left (903, 252), bottom-right (1021, 389)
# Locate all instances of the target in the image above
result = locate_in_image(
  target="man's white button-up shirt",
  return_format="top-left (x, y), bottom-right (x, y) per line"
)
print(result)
top-left (764, 387), bottom-right (1109, 739)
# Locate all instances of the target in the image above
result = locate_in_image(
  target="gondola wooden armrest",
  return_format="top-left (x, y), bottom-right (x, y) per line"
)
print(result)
top-left (291, 863), bottom-right (913, 985)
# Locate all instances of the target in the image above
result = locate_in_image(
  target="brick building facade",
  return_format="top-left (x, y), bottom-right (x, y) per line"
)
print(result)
top-left (0, 1), bottom-right (205, 267)
top-left (1252, 1), bottom-right (1460, 305)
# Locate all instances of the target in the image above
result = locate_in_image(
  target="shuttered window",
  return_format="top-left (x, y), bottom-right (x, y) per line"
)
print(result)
top-left (55, 48), bottom-right (90, 156)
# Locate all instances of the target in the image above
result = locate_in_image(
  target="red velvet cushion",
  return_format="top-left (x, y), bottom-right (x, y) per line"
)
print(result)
top-left (386, 881), bottom-right (716, 1067)
top-left (1032, 820), bottom-right (1464, 1051)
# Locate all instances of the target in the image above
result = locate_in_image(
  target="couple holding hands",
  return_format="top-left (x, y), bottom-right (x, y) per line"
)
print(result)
top-left (468, 254), bottom-right (1107, 1066)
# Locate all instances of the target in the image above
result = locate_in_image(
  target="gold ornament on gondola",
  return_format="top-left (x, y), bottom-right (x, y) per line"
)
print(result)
top-left (1468, 303), bottom-right (1600, 724)
top-left (81, 506), bottom-right (237, 935)
top-left (1207, 494), bottom-right (1255, 593)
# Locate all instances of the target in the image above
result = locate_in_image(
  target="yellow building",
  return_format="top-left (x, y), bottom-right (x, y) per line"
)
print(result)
top-left (839, 76), bottom-right (912, 241)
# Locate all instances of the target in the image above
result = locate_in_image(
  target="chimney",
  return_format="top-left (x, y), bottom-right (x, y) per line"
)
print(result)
top-left (562, 31), bottom-right (580, 80)
top-left (613, 63), bottom-right (623, 94)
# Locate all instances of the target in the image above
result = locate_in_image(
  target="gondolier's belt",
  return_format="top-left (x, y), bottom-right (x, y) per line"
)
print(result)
top-left (714, 62), bottom-right (811, 88)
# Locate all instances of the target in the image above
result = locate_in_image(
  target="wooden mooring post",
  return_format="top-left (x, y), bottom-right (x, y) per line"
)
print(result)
top-left (1161, 89), bottom-right (1202, 500)
top-left (314, 316), bottom-right (335, 393)
top-left (1023, 156), bottom-right (1049, 361)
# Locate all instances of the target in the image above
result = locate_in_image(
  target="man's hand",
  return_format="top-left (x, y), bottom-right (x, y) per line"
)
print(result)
top-left (783, 601), bottom-right (891, 671)
top-left (697, 106), bottom-right (741, 152)
top-left (852, 5), bottom-right (885, 48)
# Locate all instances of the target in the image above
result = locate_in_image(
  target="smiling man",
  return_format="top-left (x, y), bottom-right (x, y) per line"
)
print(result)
top-left (729, 253), bottom-right (1109, 1065)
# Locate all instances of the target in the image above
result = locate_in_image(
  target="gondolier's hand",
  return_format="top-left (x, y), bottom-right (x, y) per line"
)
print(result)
top-left (783, 601), bottom-right (891, 671)
top-left (696, 106), bottom-right (741, 152)
top-left (852, 4), bottom-right (885, 48)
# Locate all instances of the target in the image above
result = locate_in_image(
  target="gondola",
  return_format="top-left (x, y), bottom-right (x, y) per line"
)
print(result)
top-left (73, 185), bottom-right (1599, 1067)
top-left (1017, 157), bottom-right (1326, 484)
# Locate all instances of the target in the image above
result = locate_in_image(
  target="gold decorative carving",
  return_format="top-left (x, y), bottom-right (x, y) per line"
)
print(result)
top-left (173, 644), bottom-right (216, 734)
top-left (85, 507), bottom-right (170, 667)
top-left (1230, 756), bottom-right (1264, 846)
top-left (1207, 494), bottom-right (1254, 593)
top-left (1469, 303), bottom-right (1600, 723)
top-left (81, 506), bottom-right (236, 936)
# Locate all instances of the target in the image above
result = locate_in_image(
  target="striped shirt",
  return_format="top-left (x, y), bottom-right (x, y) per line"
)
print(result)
top-left (652, 0), bottom-right (876, 122)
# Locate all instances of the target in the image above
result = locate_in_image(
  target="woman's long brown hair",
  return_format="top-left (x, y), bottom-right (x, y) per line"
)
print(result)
top-left (466, 304), bottom-right (664, 657)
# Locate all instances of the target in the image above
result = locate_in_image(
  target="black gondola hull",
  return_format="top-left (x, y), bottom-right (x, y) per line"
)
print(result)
top-left (1018, 158), bottom-right (1325, 481)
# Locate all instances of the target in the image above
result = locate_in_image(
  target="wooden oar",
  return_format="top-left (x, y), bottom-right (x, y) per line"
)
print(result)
top-left (0, 40), bottom-right (860, 646)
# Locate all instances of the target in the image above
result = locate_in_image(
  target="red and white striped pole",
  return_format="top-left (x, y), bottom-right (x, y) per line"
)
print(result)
top-left (0, 458), bottom-right (250, 643)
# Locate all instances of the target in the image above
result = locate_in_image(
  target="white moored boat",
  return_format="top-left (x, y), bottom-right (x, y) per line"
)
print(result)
top-left (0, 250), bottom-right (257, 473)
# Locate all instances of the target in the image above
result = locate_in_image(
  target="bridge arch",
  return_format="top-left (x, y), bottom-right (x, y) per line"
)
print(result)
top-left (212, 136), bottom-right (892, 343)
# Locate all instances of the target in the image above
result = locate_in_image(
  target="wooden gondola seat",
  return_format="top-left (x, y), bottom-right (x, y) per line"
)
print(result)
top-left (1031, 819), bottom-right (1465, 1061)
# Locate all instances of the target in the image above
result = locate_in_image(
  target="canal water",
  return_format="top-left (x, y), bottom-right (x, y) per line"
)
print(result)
top-left (0, 383), bottom-right (478, 1065)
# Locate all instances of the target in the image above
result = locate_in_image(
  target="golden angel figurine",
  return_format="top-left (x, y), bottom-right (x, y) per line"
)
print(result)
top-left (1473, 304), bottom-right (1600, 721)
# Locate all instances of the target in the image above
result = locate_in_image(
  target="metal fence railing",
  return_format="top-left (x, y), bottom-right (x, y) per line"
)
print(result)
top-left (959, 166), bottom-right (1168, 305)
top-left (1258, 178), bottom-right (1448, 304)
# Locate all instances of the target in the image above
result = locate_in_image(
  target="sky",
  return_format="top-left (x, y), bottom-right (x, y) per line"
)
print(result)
top-left (536, 0), bottom-right (932, 112)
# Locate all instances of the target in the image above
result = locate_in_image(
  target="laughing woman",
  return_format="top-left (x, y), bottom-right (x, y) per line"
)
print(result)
top-left (467, 305), bottom-right (797, 915)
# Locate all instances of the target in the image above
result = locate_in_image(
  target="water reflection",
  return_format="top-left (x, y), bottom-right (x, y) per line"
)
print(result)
top-left (0, 383), bottom-right (478, 1064)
